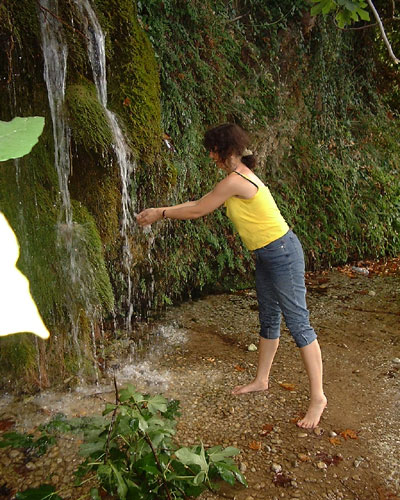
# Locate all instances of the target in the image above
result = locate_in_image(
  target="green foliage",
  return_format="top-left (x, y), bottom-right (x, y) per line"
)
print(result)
top-left (16, 484), bottom-right (62, 500)
top-left (310, 0), bottom-right (370, 27)
top-left (0, 117), bottom-right (44, 162)
top-left (75, 384), bottom-right (247, 499)
top-left (7, 387), bottom-right (247, 500)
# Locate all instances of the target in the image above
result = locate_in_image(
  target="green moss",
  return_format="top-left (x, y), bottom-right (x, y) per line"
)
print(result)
top-left (0, 335), bottom-right (37, 386)
top-left (66, 81), bottom-right (113, 153)
top-left (93, 0), bottom-right (162, 162)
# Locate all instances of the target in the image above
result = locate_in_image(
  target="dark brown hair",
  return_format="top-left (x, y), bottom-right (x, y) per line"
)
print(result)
top-left (204, 123), bottom-right (256, 170)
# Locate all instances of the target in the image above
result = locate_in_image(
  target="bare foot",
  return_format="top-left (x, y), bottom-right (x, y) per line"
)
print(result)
top-left (297, 396), bottom-right (327, 429)
top-left (232, 379), bottom-right (269, 395)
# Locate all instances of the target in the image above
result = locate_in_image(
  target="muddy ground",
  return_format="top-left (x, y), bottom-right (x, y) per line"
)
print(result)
top-left (0, 266), bottom-right (399, 500)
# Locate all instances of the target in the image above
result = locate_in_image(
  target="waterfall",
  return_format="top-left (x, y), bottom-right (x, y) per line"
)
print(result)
top-left (39, 0), bottom-right (103, 379)
top-left (74, 0), bottom-right (136, 330)
top-left (39, 0), bottom-right (72, 226)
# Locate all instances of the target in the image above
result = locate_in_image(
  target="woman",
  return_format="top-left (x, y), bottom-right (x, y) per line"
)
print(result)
top-left (136, 123), bottom-right (327, 429)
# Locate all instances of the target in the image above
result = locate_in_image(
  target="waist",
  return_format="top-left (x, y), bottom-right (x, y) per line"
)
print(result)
top-left (253, 229), bottom-right (292, 253)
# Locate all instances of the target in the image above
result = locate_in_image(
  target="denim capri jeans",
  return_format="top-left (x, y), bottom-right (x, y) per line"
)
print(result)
top-left (254, 230), bottom-right (317, 348)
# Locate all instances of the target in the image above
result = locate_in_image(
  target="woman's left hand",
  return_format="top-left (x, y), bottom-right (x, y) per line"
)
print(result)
top-left (135, 207), bottom-right (163, 227)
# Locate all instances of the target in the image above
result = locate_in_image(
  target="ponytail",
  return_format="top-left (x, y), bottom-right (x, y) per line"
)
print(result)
top-left (241, 153), bottom-right (256, 170)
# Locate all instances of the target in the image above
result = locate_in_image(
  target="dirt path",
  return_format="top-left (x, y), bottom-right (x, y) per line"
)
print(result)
top-left (0, 268), bottom-right (399, 499)
top-left (156, 269), bottom-right (400, 500)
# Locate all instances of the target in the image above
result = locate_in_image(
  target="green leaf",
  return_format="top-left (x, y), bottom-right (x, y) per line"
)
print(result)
top-left (90, 488), bottom-right (101, 500)
top-left (322, 0), bottom-right (335, 15)
top-left (111, 463), bottom-right (128, 500)
top-left (138, 415), bottom-right (149, 432)
top-left (0, 117), bottom-right (45, 162)
top-left (193, 471), bottom-right (206, 486)
top-left (146, 394), bottom-right (168, 414)
top-left (79, 439), bottom-right (106, 457)
top-left (103, 403), bottom-right (117, 416)
top-left (175, 445), bottom-right (209, 473)
top-left (16, 484), bottom-right (62, 500)
top-left (119, 385), bottom-right (142, 403)
top-left (0, 431), bottom-right (34, 449)
top-left (357, 8), bottom-right (370, 21)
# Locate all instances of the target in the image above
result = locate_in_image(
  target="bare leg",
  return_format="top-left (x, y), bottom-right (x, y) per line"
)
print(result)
top-left (297, 339), bottom-right (327, 429)
top-left (232, 337), bottom-right (279, 395)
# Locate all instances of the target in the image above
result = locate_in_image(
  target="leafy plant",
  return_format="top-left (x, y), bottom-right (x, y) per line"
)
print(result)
top-left (310, 0), bottom-right (370, 27)
top-left (75, 384), bottom-right (247, 499)
top-left (0, 116), bottom-right (45, 162)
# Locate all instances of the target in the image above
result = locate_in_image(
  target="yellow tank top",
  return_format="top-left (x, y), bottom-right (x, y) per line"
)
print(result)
top-left (224, 172), bottom-right (289, 251)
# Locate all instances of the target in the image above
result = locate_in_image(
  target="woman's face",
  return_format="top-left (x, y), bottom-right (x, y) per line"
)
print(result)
top-left (209, 150), bottom-right (225, 170)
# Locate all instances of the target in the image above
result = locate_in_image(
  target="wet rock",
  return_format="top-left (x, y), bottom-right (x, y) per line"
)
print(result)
top-left (297, 432), bottom-right (308, 438)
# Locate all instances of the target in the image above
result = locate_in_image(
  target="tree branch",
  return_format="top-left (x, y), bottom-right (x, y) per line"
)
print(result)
top-left (365, 0), bottom-right (400, 64)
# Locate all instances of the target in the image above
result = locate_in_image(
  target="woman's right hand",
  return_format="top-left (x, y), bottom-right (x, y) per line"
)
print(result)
top-left (135, 207), bottom-right (163, 227)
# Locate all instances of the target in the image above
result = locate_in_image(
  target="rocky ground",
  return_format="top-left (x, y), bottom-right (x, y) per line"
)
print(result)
top-left (0, 265), bottom-right (399, 500)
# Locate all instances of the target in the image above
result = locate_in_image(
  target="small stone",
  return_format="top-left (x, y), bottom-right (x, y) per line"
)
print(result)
top-left (313, 426), bottom-right (324, 436)
top-left (25, 461), bottom-right (36, 470)
top-left (368, 290), bottom-right (376, 296)
top-left (353, 457), bottom-right (363, 468)
top-left (251, 467), bottom-right (256, 473)
top-left (328, 431), bottom-right (337, 437)
top-left (271, 463), bottom-right (282, 473)
top-left (297, 453), bottom-right (310, 462)
top-left (9, 449), bottom-right (22, 459)
top-left (247, 343), bottom-right (258, 352)
top-left (298, 432), bottom-right (308, 438)
top-left (392, 358), bottom-right (400, 364)
top-left (352, 474), bottom-right (361, 481)
top-left (316, 461), bottom-right (327, 469)
top-left (240, 462), bottom-right (247, 473)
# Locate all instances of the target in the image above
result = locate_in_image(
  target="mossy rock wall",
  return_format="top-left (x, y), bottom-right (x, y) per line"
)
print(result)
top-left (0, 0), bottom-right (399, 389)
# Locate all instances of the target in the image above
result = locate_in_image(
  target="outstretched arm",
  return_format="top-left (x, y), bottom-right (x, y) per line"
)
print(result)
top-left (135, 175), bottom-right (240, 227)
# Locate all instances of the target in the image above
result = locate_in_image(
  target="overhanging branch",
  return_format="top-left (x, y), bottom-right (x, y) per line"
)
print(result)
top-left (365, 0), bottom-right (400, 64)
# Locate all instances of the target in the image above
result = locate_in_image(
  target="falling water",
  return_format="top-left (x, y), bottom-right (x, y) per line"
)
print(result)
top-left (73, 0), bottom-right (136, 330)
top-left (39, 0), bottom-right (72, 225)
top-left (39, 0), bottom-right (105, 377)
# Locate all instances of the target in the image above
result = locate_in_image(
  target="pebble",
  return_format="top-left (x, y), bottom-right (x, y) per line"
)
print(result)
top-left (9, 449), bottom-right (22, 459)
top-left (392, 358), bottom-right (400, 364)
top-left (271, 463), bottom-right (282, 473)
top-left (25, 461), bottom-right (36, 470)
top-left (329, 431), bottom-right (337, 437)
top-left (353, 457), bottom-right (363, 468)
top-left (316, 461), bottom-right (327, 469)
top-left (313, 426), bottom-right (324, 436)
top-left (298, 432), bottom-right (308, 438)
top-left (248, 344), bottom-right (258, 351)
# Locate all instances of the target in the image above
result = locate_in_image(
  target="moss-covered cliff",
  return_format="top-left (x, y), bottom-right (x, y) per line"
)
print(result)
top-left (0, 0), bottom-right (399, 390)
